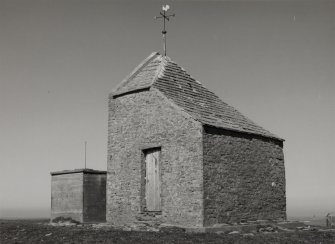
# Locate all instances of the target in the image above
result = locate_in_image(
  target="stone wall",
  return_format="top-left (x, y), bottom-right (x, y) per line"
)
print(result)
top-left (203, 126), bottom-right (286, 226)
top-left (83, 173), bottom-right (107, 223)
top-left (51, 173), bottom-right (83, 222)
top-left (107, 88), bottom-right (204, 228)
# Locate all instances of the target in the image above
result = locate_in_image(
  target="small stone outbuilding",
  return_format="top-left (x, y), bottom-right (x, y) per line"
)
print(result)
top-left (326, 213), bottom-right (335, 228)
top-left (107, 52), bottom-right (286, 228)
top-left (51, 169), bottom-right (106, 223)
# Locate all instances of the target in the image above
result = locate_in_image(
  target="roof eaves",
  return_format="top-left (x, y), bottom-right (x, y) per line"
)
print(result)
top-left (203, 123), bottom-right (284, 141)
top-left (112, 86), bottom-right (151, 98)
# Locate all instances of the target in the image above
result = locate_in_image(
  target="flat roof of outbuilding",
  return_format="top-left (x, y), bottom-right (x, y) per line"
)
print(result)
top-left (50, 168), bottom-right (107, 176)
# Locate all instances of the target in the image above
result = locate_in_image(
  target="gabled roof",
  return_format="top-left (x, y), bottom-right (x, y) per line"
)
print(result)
top-left (112, 52), bottom-right (283, 141)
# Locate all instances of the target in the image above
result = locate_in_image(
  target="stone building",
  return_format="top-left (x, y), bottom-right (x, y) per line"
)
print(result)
top-left (326, 213), bottom-right (335, 228)
top-left (51, 169), bottom-right (106, 223)
top-left (107, 52), bottom-right (286, 228)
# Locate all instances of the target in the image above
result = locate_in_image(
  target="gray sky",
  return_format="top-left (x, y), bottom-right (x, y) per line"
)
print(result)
top-left (0, 0), bottom-right (334, 219)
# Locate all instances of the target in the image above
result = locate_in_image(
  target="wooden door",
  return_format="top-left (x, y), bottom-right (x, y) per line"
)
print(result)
top-left (145, 148), bottom-right (161, 211)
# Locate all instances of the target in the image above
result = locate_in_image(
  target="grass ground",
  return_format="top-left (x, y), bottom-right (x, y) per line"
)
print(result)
top-left (1, 219), bottom-right (335, 244)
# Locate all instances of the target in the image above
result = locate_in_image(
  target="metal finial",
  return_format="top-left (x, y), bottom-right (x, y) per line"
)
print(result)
top-left (155, 5), bottom-right (175, 56)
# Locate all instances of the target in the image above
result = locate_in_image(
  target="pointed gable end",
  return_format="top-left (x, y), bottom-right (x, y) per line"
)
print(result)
top-left (112, 52), bottom-right (162, 97)
top-left (111, 52), bottom-right (283, 141)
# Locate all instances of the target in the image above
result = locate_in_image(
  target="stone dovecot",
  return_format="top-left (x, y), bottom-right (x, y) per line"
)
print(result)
top-left (107, 52), bottom-right (286, 228)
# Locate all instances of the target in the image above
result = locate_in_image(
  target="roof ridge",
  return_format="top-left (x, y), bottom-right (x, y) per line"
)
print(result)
top-left (153, 56), bottom-right (167, 81)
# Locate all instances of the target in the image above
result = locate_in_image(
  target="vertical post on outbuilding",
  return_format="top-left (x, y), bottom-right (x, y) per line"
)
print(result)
top-left (84, 141), bottom-right (87, 169)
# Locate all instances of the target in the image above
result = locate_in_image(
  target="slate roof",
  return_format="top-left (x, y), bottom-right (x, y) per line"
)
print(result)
top-left (112, 52), bottom-right (283, 141)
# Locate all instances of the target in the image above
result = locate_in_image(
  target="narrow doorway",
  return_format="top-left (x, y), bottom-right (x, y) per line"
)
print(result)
top-left (144, 148), bottom-right (161, 211)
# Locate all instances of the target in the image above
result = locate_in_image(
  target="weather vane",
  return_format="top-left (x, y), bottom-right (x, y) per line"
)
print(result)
top-left (155, 5), bottom-right (175, 56)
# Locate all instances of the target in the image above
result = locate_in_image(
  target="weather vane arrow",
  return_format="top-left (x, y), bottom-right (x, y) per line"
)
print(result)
top-left (155, 5), bottom-right (175, 56)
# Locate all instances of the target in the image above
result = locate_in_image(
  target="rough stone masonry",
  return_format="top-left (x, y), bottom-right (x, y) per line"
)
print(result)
top-left (107, 52), bottom-right (286, 228)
